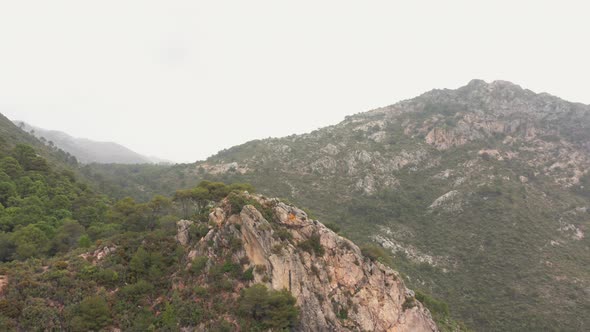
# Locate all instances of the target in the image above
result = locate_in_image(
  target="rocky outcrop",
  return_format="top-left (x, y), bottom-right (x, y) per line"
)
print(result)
top-left (0, 275), bottom-right (7, 296)
top-left (190, 195), bottom-right (438, 332)
top-left (79, 245), bottom-right (117, 264)
top-left (429, 190), bottom-right (463, 213)
top-left (176, 219), bottom-right (194, 246)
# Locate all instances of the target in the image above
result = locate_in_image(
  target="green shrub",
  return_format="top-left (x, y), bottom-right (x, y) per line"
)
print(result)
top-left (361, 244), bottom-right (392, 266)
top-left (190, 256), bottom-right (208, 275)
top-left (238, 284), bottom-right (299, 330)
top-left (189, 223), bottom-right (210, 241)
top-left (415, 290), bottom-right (450, 316)
top-left (69, 296), bottom-right (111, 331)
top-left (273, 228), bottom-right (293, 241)
top-left (120, 280), bottom-right (154, 302)
top-left (324, 222), bottom-right (340, 233)
top-left (20, 298), bottom-right (60, 332)
top-left (298, 233), bottom-right (324, 256)
top-left (242, 267), bottom-right (254, 281)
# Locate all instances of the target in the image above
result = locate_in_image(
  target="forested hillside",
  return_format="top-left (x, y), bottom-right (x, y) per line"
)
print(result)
top-left (0, 114), bottom-right (445, 331)
top-left (82, 80), bottom-right (590, 331)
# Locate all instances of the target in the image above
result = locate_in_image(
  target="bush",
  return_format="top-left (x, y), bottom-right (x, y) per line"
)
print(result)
top-left (242, 267), bottom-right (254, 281)
top-left (20, 298), bottom-right (60, 331)
top-left (273, 228), bottom-right (292, 241)
top-left (69, 296), bottom-right (111, 331)
top-left (189, 223), bottom-right (209, 241)
top-left (298, 233), bottom-right (324, 256)
top-left (238, 284), bottom-right (299, 330)
top-left (324, 222), bottom-right (340, 233)
top-left (361, 244), bottom-right (392, 266)
top-left (415, 290), bottom-right (450, 316)
top-left (190, 256), bottom-right (208, 275)
top-left (120, 280), bottom-right (154, 302)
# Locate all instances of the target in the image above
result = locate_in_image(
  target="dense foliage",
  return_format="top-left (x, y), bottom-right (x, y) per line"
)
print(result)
top-left (0, 147), bottom-right (299, 331)
top-left (0, 144), bottom-right (107, 262)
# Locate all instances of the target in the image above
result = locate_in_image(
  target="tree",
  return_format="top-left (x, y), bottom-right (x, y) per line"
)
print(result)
top-left (146, 195), bottom-right (172, 230)
top-left (20, 298), bottom-right (60, 331)
top-left (108, 197), bottom-right (147, 231)
top-left (12, 145), bottom-right (40, 171)
top-left (0, 182), bottom-right (17, 206)
top-left (238, 284), bottom-right (299, 330)
top-left (0, 157), bottom-right (23, 178)
top-left (70, 296), bottom-right (111, 331)
top-left (160, 302), bottom-right (178, 330)
top-left (0, 231), bottom-right (15, 261)
top-left (12, 224), bottom-right (50, 259)
top-left (51, 220), bottom-right (85, 254)
top-left (173, 189), bottom-right (193, 219)
top-left (49, 194), bottom-right (71, 210)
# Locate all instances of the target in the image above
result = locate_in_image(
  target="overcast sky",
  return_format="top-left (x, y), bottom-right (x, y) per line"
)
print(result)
top-left (1, 1), bottom-right (589, 162)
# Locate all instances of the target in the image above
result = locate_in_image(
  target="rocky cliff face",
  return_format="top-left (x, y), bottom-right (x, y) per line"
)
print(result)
top-left (180, 195), bottom-right (438, 332)
top-left (175, 80), bottom-right (590, 331)
top-left (108, 80), bottom-right (589, 331)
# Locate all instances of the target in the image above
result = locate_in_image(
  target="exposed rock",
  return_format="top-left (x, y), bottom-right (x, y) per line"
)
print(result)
top-left (425, 128), bottom-right (467, 150)
top-left (191, 195), bottom-right (438, 332)
top-left (176, 220), bottom-right (194, 246)
top-left (369, 131), bottom-right (388, 143)
top-left (321, 143), bottom-right (340, 156)
top-left (0, 275), bottom-right (7, 295)
top-left (478, 149), bottom-right (503, 160)
top-left (429, 190), bottom-right (463, 212)
top-left (200, 162), bottom-right (249, 175)
top-left (79, 246), bottom-right (117, 264)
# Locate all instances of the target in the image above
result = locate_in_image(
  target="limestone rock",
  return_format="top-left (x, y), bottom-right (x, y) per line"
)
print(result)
top-left (429, 190), bottom-right (463, 212)
top-left (176, 220), bottom-right (194, 246)
top-left (192, 194), bottom-right (438, 332)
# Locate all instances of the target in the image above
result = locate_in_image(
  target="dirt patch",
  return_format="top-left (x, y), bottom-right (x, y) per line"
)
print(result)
top-left (0, 275), bottom-right (7, 295)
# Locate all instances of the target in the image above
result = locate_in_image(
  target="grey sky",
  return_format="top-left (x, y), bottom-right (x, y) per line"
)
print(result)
top-left (1, 1), bottom-right (589, 163)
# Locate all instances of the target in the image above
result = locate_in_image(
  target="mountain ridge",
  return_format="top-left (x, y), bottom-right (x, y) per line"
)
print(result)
top-left (14, 121), bottom-right (172, 165)
top-left (83, 79), bottom-right (590, 331)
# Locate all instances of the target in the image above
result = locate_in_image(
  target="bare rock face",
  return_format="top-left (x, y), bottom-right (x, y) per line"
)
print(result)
top-left (192, 195), bottom-right (438, 332)
top-left (0, 275), bottom-right (7, 296)
top-left (429, 190), bottom-right (463, 213)
top-left (79, 245), bottom-right (117, 264)
top-left (176, 220), bottom-right (194, 246)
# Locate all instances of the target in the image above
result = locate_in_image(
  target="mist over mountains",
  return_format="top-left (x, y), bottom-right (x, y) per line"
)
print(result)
top-left (14, 121), bottom-right (171, 165)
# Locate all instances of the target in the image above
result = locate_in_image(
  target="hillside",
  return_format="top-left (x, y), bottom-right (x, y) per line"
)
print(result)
top-left (15, 121), bottom-right (169, 164)
top-left (0, 115), bottom-right (444, 330)
top-left (0, 182), bottom-right (442, 331)
top-left (86, 80), bottom-right (590, 331)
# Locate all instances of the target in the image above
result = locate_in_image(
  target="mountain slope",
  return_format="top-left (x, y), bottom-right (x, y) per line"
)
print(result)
top-left (0, 189), bottom-right (441, 331)
top-left (92, 80), bottom-right (590, 331)
top-left (188, 193), bottom-right (438, 331)
top-left (15, 121), bottom-right (168, 164)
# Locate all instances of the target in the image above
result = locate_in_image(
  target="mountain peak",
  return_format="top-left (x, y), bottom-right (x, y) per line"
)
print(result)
top-left (462, 78), bottom-right (526, 93)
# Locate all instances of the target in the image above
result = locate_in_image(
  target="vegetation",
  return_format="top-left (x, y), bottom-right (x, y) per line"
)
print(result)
top-left (0, 123), bottom-right (286, 331)
top-left (297, 232), bottom-right (325, 256)
top-left (238, 284), bottom-right (299, 330)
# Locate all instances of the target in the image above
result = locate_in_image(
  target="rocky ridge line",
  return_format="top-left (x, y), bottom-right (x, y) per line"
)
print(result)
top-left (178, 194), bottom-right (438, 332)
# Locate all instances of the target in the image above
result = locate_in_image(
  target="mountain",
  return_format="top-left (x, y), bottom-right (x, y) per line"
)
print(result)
top-left (0, 176), bottom-right (443, 330)
top-left (0, 115), bottom-right (442, 330)
top-left (180, 193), bottom-right (439, 331)
top-left (14, 121), bottom-right (170, 164)
top-left (85, 80), bottom-right (590, 331)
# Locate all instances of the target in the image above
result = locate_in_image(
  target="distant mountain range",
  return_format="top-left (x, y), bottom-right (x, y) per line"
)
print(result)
top-left (14, 121), bottom-right (171, 165)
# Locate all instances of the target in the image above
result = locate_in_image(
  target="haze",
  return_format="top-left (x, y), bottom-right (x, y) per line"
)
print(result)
top-left (1, 1), bottom-right (589, 163)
